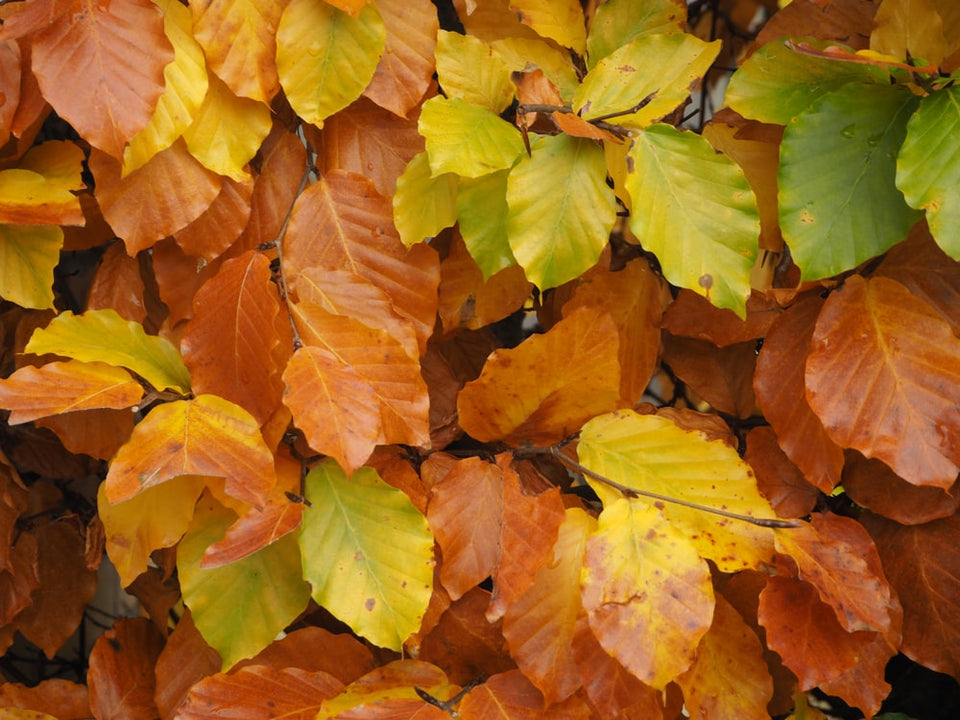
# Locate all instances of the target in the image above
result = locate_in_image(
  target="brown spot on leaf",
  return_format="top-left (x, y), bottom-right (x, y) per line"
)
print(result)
top-left (365, 597), bottom-right (376, 611)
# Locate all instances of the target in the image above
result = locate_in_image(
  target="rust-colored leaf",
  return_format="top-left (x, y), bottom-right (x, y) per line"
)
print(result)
top-left (179, 665), bottom-right (344, 720)
top-left (31, 0), bottom-right (173, 157)
top-left (283, 170), bottom-right (440, 351)
top-left (428, 456), bottom-right (503, 600)
top-left (86, 241), bottom-right (148, 324)
top-left (181, 251), bottom-right (285, 426)
top-left (458, 306), bottom-right (621, 445)
top-left (819, 629), bottom-right (898, 718)
top-left (661, 333), bottom-right (758, 418)
top-left (843, 450), bottom-right (960, 525)
top-left (0, 360), bottom-right (142, 424)
top-left (87, 618), bottom-right (164, 720)
top-left (662, 288), bottom-right (778, 347)
top-left (90, 141), bottom-right (222, 256)
top-left (104, 394), bottom-right (277, 508)
top-left (458, 670), bottom-right (593, 720)
top-left (316, 660), bottom-right (455, 720)
top-left (806, 275), bottom-right (960, 488)
top-left (0, 680), bottom-right (89, 720)
top-left (758, 575), bottom-right (875, 690)
top-left (154, 611), bottom-right (222, 719)
top-left (236, 626), bottom-right (375, 683)
top-left (754, 0), bottom-right (877, 50)
top-left (362, 0), bottom-right (438, 117)
top-left (863, 511), bottom-right (960, 679)
top-left (150, 237), bottom-right (223, 327)
top-left (745, 426), bottom-right (820, 519)
top-left (36, 408), bottom-right (134, 462)
top-left (754, 293), bottom-right (844, 493)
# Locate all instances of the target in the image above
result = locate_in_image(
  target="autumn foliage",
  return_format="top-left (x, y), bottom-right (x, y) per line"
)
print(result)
top-left (0, 0), bottom-right (958, 717)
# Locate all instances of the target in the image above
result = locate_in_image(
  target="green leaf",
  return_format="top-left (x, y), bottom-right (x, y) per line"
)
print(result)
top-left (178, 493), bottom-right (311, 670)
top-left (585, 0), bottom-right (686, 68)
top-left (724, 40), bottom-right (890, 125)
top-left (0, 224), bottom-right (63, 309)
top-left (419, 96), bottom-right (525, 178)
top-left (25, 309), bottom-right (191, 393)
top-left (506, 134), bottom-right (616, 290)
top-left (299, 460), bottom-right (434, 651)
top-left (276, 0), bottom-right (385, 128)
top-left (393, 151), bottom-right (458, 247)
top-left (896, 86), bottom-right (960, 259)
top-left (435, 30), bottom-right (515, 113)
top-left (779, 83), bottom-right (922, 281)
top-left (573, 33), bottom-right (720, 129)
top-left (577, 409), bottom-right (777, 572)
top-left (624, 125), bottom-right (758, 318)
top-left (457, 169), bottom-right (516, 280)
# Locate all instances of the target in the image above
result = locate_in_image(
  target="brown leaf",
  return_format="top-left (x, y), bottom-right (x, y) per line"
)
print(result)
top-left (486, 457), bottom-right (566, 622)
top-left (154, 611), bottom-right (222, 720)
top-left (36, 407), bottom-right (134, 461)
top-left (181, 250), bottom-right (285, 426)
top-left (282, 170), bottom-right (440, 354)
top-left (90, 141), bottom-right (222, 256)
top-left (753, 0), bottom-right (877, 51)
top-left (314, 96), bottom-right (423, 198)
top-left (758, 575), bottom-right (875, 690)
top-left (86, 241), bottom-right (149, 324)
top-left (0, 679), bottom-right (90, 719)
top-left (863, 511), bottom-right (960, 680)
top-left (806, 276), bottom-right (960, 487)
top-left (237, 626), bottom-right (375, 684)
top-left (844, 450), bottom-right (960, 524)
top-left (662, 288), bottom-right (779, 347)
top-left (818, 630), bottom-right (897, 718)
top-left (363, 0), bottom-right (438, 117)
top-left (88, 618), bottom-right (165, 720)
top-left (0, 530), bottom-right (39, 626)
top-left (31, 0), bottom-right (172, 157)
top-left (661, 333), bottom-right (757, 418)
top-left (458, 306), bottom-right (621, 445)
top-left (178, 665), bottom-right (344, 720)
top-left (754, 293), bottom-right (844, 493)
top-left (428, 457), bottom-right (504, 600)
top-left (745, 426), bottom-right (820, 519)
top-left (150, 237), bottom-right (223, 328)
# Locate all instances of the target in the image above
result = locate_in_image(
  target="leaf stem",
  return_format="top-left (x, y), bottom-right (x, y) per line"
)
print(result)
top-left (529, 445), bottom-right (799, 529)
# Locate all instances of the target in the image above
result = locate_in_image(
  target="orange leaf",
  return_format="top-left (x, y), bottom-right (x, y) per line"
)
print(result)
top-left (661, 288), bottom-right (779, 348)
top-left (282, 345), bottom-right (381, 474)
top-left (190, 0), bottom-right (285, 104)
top-left (317, 660), bottom-right (455, 719)
top-left (580, 498), bottom-right (714, 689)
top-left (745, 426), bottom-right (820, 519)
top-left (458, 306), bottom-right (621, 445)
top-left (551, 111), bottom-right (620, 142)
top-left (31, 0), bottom-right (173, 157)
top-left (90, 141), bottom-right (222, 256)
top-left (314, 96), bottom-right (424, 198)
top-left (0, 679), bottom-right (90, 720)
top-left (237, 626), bottom-right (375, 683)
top-left (174, 175), bottom-right (254, 261)
top-left (86, 241), bottom-right (149, 324)
top-left (661, 333), bottom-right (758, 418)
top-left (179, 665), bottom-right (344, 720)
top-left (362, 0), bottom-right (438, 117)
top-left (502, 508), bottom-right (595, 705)
top-left (154, 611), bottom-right (222, 719)
top-left (428, 457), bottom-right (504, 600)
top-left (458, 670), bottom-right (593, 720)
top-left (36, 407), bottom-right (135, 461)
top-left (104, 394), bottom-right (276, 507)
top-left (675, 595), bottom-right (773, 718)
top-left (0, 140), bottom-right (85, 225)
top-left (758, 575), bottom-right (875, 690)
top-left (819, 630), bottom-right (897, 718)
top-left (806, 275), bottom-right (960, 488)
top-left (486, 457), bottom-right (566, 621)
top-left (0, 360), bottom-right (142, 424)
top-left (282, 170), bottom-right (440, 354)
top-left (754, 293), bottom-right (844, 493)
top-left (87, 618), bottom-right (164, 720)
top-left (863, 511), bottom-right (960, 679)
top-left (181, 251), bottom-right (285, 426)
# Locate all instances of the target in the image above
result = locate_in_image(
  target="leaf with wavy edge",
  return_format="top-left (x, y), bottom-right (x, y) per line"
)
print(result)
top-left (435, 30), bottom-right (514, 113)
top-left (586, 0), bottom-right (686, 67)
top-left (394, 151), bottom-right (458, 247)
top-left (0, 141), bottom-right (84, 225)
top-left (0, 224), bottom-right (64, 309)
top-left (510, 0), bottom-right (585, 53)
top-left (300, 461), bottom-right (434, 651)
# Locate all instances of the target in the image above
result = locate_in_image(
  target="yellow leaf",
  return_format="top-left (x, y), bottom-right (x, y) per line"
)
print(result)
top-left (509, 0), bottom-right (585, 53)
top-left (123, 0), bottom-right (208, 175)
top-left (0, 360), bottom-right (143, 425)
top-left (435, 30), bottom-right (515, 113)
top-left (0, 141), bottom-right (84, 225)
top-left (581, 498), bottom-right (714, 689)
top-left (0, 224), bottom-right (63, 309)
top-left (182, 72), bottom-right (272, 181)
top-left (104, 394), bottom-right (277, 507)
top-left (393, 151), bottom-right (458, 247)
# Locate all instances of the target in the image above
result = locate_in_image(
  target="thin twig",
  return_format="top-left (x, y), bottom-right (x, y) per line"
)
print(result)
top-left (531, 446), bottom-right (799, 529)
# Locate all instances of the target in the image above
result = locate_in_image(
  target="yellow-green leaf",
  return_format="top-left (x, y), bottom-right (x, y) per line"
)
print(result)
top-left (574, 33), bottom-right (720, 129)
top-left (182, 72), bottom-right (272, 181)
top-left (456, 169), bottom-right (516, 279)
top-left (179, 493), bottom-right (311, 669)
top-left (123, 0), bottom-right (208, 176)
top-left (0, 224), bottom-right (63, 309)
top-left (25, 309), bottom-right (191, 394)
top-left (419, 95), bottom-right (525, 178)
top-left (393, 151), bottom-right (458, 247)
top-left (581, 497), bottom-right (714, 689)
top-left (104, 394), bottom-right (276, 508)
top-left (299, 460), bottom-right (434, 651)
top-left (276, 0), bottom-right (385, 128)
top-left (435, 29), bottom-right (515, 113)
top-left (578, 409), bottom-right (777, 572)
top-left (586, 0), bottom-right (687, 68)
top-left (506, 134), bottom-right (616, 289)
top-left (0, 360), bottom-right (143, 425)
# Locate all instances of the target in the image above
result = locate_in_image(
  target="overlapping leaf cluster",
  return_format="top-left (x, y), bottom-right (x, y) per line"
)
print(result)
top-left (0, 0), bottom-right (957, 718)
